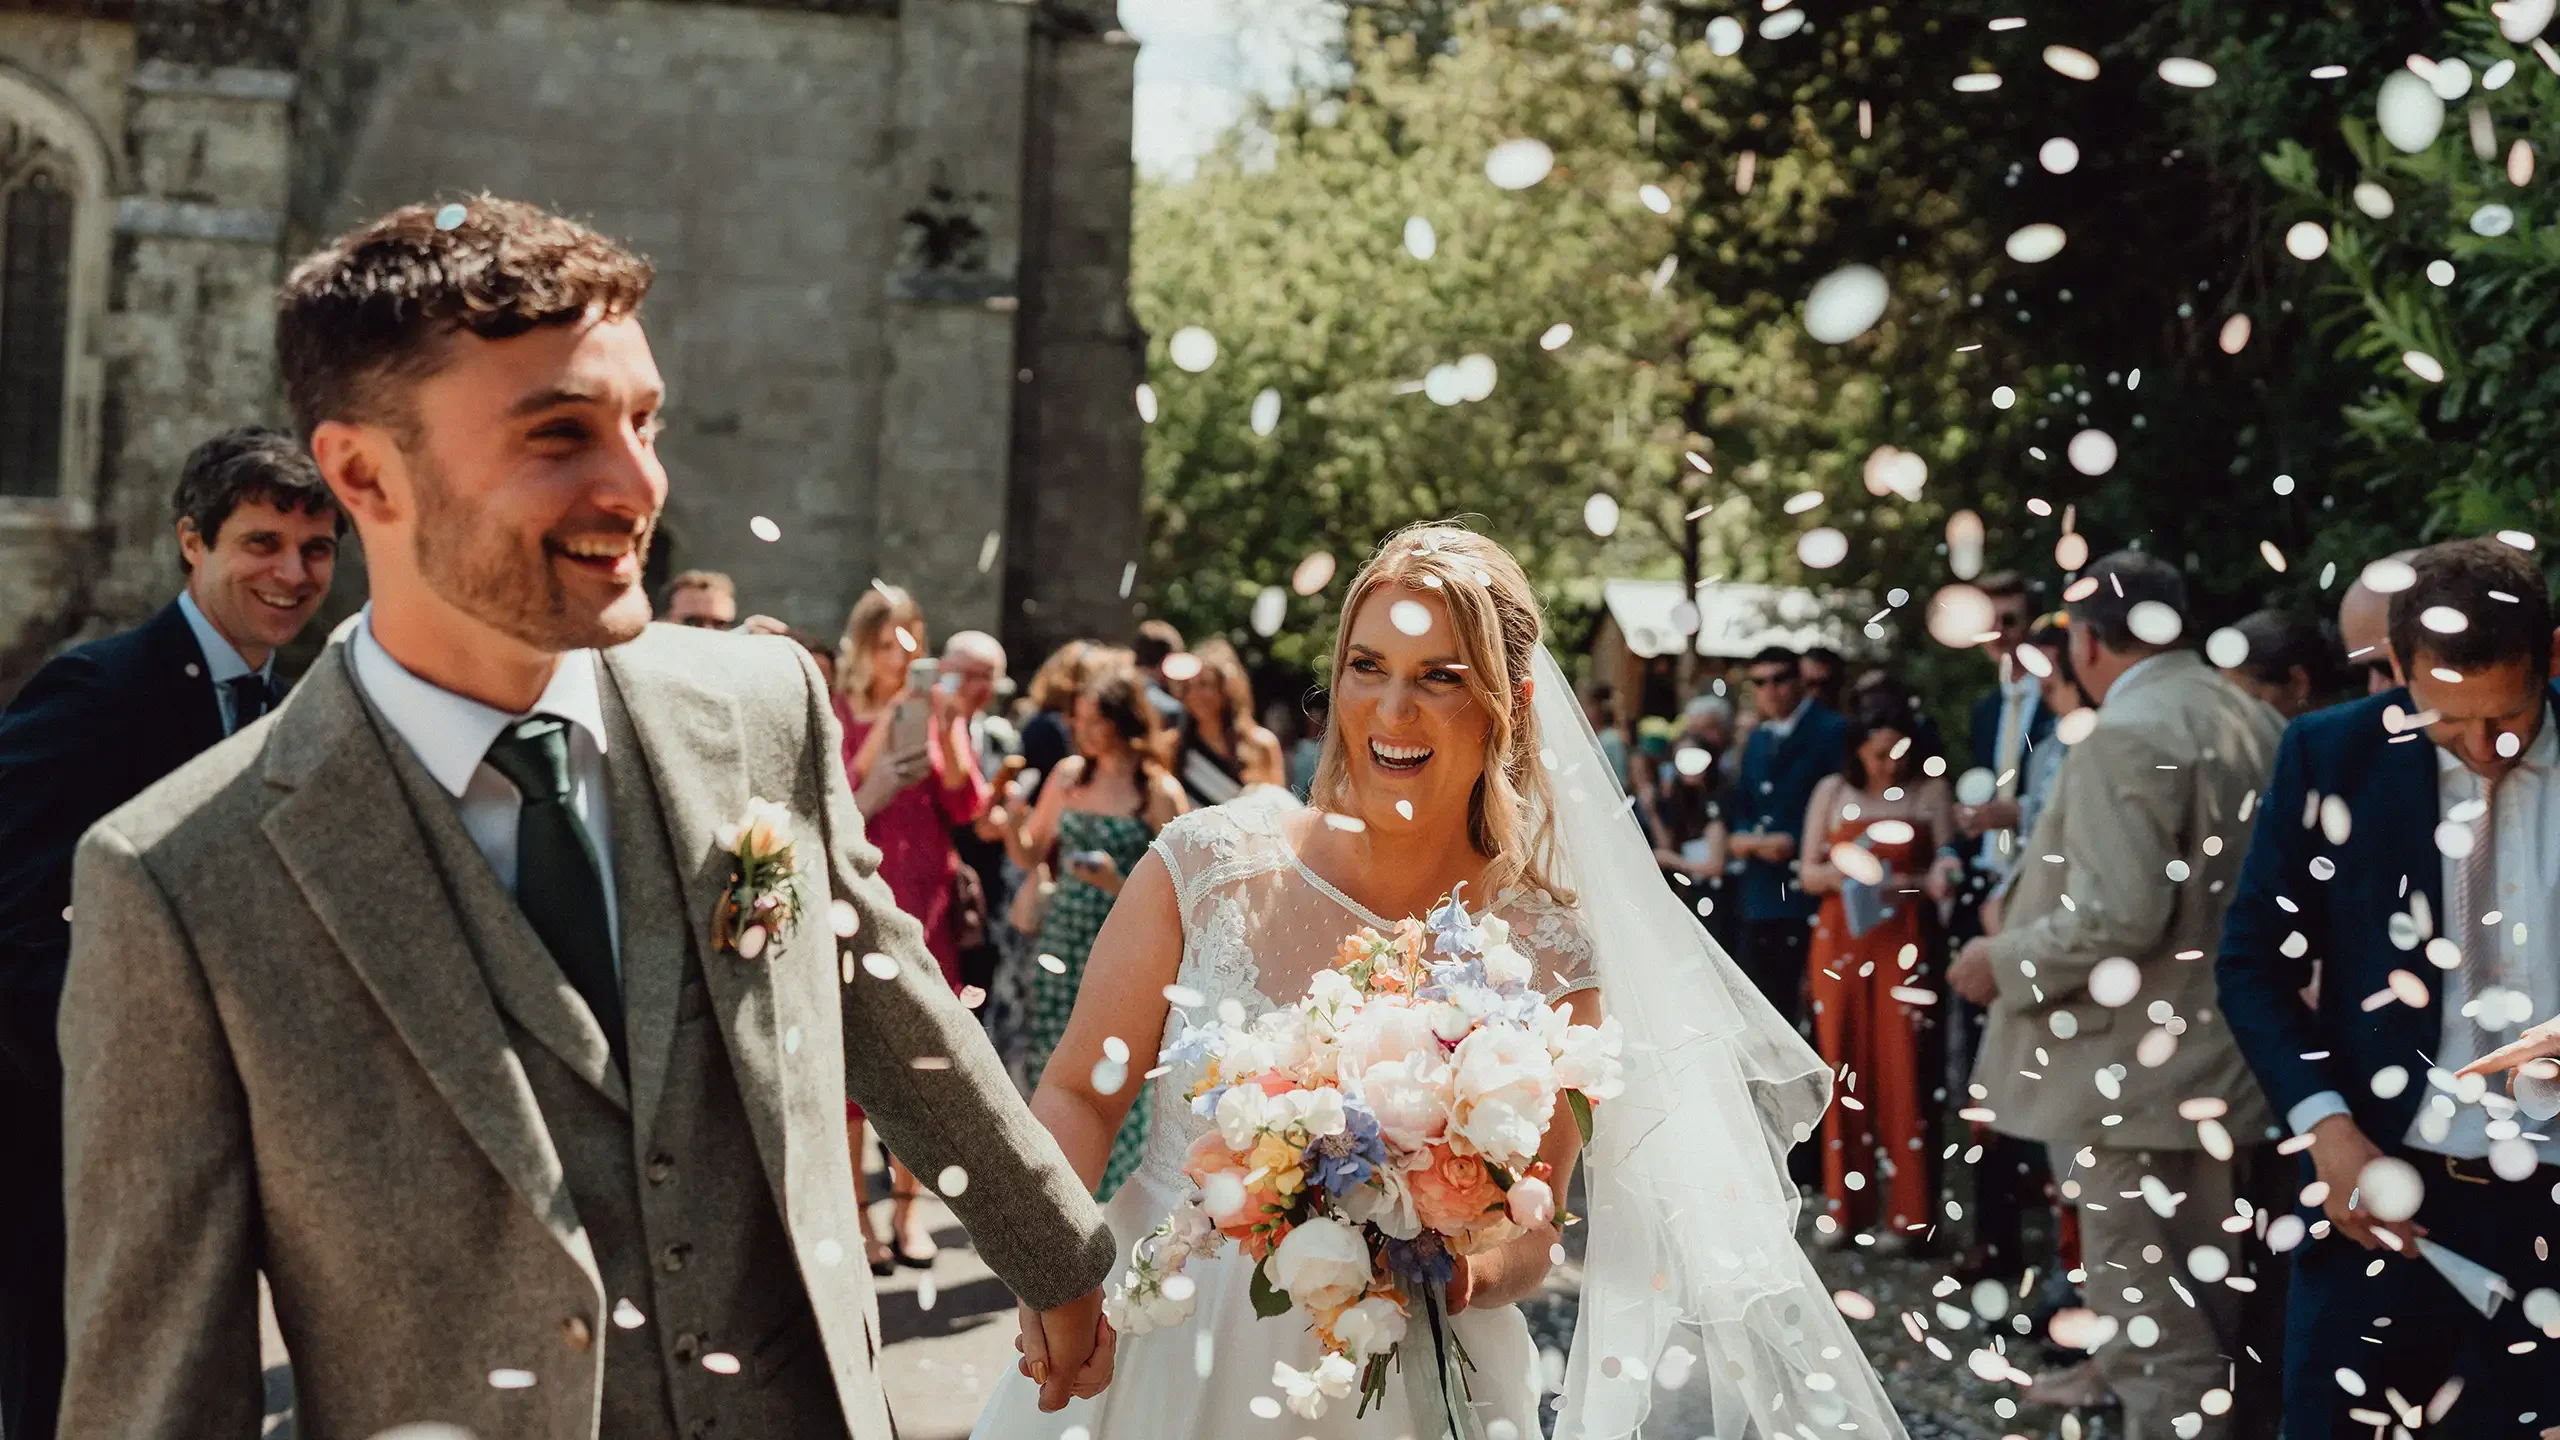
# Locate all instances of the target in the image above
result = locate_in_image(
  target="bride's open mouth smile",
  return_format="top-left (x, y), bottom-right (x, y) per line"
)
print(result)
top-left (1369, 739), bottom-right (1433, 774)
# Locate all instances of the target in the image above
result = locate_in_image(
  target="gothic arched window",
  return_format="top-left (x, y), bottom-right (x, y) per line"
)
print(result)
top-left (0, 128), bottom-right (73, 497)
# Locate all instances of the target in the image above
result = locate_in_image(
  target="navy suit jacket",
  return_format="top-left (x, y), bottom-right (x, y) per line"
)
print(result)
top-left (0, 601), bottom-right (227, 997)
top-left (2214, 685), bottom-right (2559, 1147)
top-left (1969, 684), bottom-right (2057, 776)
top-left (1735, 701), bottom-right (1846, 920)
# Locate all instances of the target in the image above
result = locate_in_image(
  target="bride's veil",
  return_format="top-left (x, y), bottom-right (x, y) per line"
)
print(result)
top-left (1531, 646), bottom-right (1907, 1440)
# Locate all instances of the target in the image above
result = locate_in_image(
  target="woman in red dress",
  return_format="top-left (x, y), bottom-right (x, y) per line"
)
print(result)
top-left (833, 582), bottom-right (989, 1271)
top-left (1798, 688), bottom-right (1961, 1252)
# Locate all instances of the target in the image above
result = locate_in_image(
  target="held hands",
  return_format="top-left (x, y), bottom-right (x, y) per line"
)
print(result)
top-left (1016, 1288), bottom-right (1117, 1411)
top-left (2458, 1014), bottom-right (2560, 1088)
top-left (2306, 1115), bottom-right (2426, 1252)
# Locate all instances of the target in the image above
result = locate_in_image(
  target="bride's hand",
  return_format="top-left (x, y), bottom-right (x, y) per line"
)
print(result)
top-left (1445, 1226), bottom-right (1559, 1314)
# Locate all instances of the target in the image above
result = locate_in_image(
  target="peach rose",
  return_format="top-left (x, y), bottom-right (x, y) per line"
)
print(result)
top-left (1406, 1145), bottom-right (1507, 1238)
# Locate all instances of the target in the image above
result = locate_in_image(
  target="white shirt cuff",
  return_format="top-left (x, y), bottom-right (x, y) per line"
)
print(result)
top-left (2288, 1090), bottom-right (2352, 1137)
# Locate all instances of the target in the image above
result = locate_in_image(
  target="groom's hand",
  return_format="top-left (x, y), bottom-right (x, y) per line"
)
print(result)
top-left (1018, 1288), bottom-right (1115, 1410)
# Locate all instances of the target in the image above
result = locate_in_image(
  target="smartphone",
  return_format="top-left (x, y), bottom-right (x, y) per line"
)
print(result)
top-left (1065, 849), bottom-right (1113, 875)
top-left (890, 657), bottom-right (939, 754)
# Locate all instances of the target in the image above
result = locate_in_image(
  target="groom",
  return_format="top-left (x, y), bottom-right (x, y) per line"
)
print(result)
top-left (54, 196), bottom-right (1115, 1438)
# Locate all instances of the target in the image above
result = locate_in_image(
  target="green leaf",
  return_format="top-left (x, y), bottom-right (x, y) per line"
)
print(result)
top-left (1566, 1089), bottom-right (1595, 1146)
top-left (1250, 1263), bottom-right (1293, 1320)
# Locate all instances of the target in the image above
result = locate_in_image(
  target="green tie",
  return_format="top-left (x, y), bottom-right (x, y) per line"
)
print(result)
top-left (483, 715), bottom-right (626, 1075)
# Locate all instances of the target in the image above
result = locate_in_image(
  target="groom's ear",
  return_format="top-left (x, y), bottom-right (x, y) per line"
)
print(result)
top-left (310, 420), bottom-right (401, 530)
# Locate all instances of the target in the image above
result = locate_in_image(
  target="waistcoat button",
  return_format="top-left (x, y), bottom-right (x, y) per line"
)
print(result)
top-left (561, 1315), bottom-right (593, 1352)
top-left (661, 1242), bottom-right (693, 1273)
top-left (647, 1152), bottom-right (675, 1185)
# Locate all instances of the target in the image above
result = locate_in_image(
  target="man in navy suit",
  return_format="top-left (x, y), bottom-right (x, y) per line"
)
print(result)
top-left (1730, 643), bottom-right (1845, 1029)
top-left (2219, 536), bottom-right (2560, 1436)
top-left (0, 426), bottom-right (339, 1440)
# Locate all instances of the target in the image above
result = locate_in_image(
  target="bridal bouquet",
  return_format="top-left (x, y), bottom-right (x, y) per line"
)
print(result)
top-left (1104, 889), bottom-right (1623, 1419)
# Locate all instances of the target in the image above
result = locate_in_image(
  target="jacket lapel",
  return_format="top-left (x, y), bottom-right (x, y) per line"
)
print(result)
top-left (600, 646), bottom-right (796, 1200)
top-left (142, 600), bottom-right (226, 759)
top-left (595, 664), bottom-right (694, 1145)
top-left (258, 649), bottom-right (595, 1269)
top-left (2366, 698), bottom-right (2445, 1036)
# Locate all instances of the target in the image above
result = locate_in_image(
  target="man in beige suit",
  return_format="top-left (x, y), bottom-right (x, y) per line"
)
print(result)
top-left (54, 197), bottom-right (1116, 1439)
top-left (1948, 551), bottom-right (2284, 1440)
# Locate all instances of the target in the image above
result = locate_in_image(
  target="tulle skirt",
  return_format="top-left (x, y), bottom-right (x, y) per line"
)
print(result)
top-left (969, 1170), bottom-right (1545, 1439)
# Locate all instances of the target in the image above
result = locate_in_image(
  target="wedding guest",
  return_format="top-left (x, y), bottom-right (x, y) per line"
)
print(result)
top-left (1131, 618), bottom-right (1188, 726)
top-left (2217, 608), bottom-right (2336, 719)
top-left (1288, 687), bottom-right (1328, 797)
top-left (1801, 645), bottom-right (1847, 711)
top-left (1643, 696), bottom-right (1736, 951)
top-left (1730, 644), bottom-right (1845, 1029)
top-left (1019, 640), bottom-right (1095, 803)
top-left (1949, 551), bottom-right (2284, 1434)
top-left (658, 568), bottom-right (736, 628)
top-left (835, 583), bottom-right (991, 1271)
top-left (1172, 637), bottom-right (1277, 807)
top-left (2220, 536), bottom-right (2560, 1435)
top-left (1798, 690), bottom-right (1961, 1250)
top-left (2336, 549), bottom-right (2417, 694)
top-left (1584, 684), bottom-right (1630, 789)
top-left (1004, 661), bottom-right (1187, 1194)
top-left (0, 424), bottom-right (339, 1440)
top-left (942, 631), bottom-right (1013, 1002)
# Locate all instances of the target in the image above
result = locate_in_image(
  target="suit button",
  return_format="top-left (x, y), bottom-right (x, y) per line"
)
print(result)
top-left (562, 1315), bottom-right (594, 1352)
top-left (673, 1332), bottom-right (701, 1364)
top-left (661, 1243), bottom-right (693, 1273)
top-left (647, 1153), bottom-right (675, 1185)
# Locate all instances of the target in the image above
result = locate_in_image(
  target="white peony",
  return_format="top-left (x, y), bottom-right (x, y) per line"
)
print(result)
top-left (1332, 1295), bottom-right (1410, 1363)
top-left (1448, 1024), bottom-right (1558, 1166)
top-left (1215, 1084), bottom-right (1277, 1149)
top-left (1482, 940), bottom-right (1535, 990)
top-left (1338, 1158), bottom-right (1424, 1240)
top-left (1551, 1014), bottom-right (1627, 1101)
top-left (1273, 1353), bottom-right (1360, 1418)
top-left (1355, 1057), bottom-right (1452, 1151)
top-left (1266, 1216), bottom-right (1373, 1311)
top-left (1337, 999), bottom-right (1442, 1079)
top-left (1252, 1007), bottom-right (1319, 1077)
top-left (1424, 1000), bottom-right (1475, 1044)
top-left (1283, 1085), bottom-right (1349, 1141)
top-left (1505, 1174), bottom-right (1556, 1228)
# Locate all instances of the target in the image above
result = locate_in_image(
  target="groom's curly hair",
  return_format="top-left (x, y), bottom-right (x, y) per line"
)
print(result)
top-left (275, 195), bottom-right (654, 442)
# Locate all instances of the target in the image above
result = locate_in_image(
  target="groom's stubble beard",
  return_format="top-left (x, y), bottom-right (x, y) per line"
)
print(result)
top-left (408, 443), bottom-right (658, 654)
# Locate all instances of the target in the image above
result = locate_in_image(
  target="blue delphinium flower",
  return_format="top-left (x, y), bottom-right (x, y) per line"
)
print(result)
top-left (1303, 1101), bottom-right (1389, 1193)
top-left (1159, 1022), bottom-right (1224, 1070)
top-left (1381, 1230), bottom-right (1456, 1292)
top-left (1189, 1083), bottom-right (1230, 1118)
top-left (1426, 886), bottom-right (1482, 959)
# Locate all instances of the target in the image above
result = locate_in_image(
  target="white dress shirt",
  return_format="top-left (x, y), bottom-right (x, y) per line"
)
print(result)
top-left (177, 589), bottom-right (275, 737)
top-left (348, 609), bottom-right (622, 968)
top-left (1760, 694), bottom-right (1814, 743)
top-left (1977, 669), bottom-right (2043, 872)
top-left (2286, 704), bottom-right (2560, 1163)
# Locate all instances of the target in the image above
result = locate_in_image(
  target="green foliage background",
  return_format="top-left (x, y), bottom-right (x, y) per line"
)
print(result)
top-left (1130, 0), bottom-right (2536, 734)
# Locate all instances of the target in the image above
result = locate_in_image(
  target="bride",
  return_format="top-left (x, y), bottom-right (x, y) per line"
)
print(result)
top-left (972, 524), bottom-right (1905, 1439)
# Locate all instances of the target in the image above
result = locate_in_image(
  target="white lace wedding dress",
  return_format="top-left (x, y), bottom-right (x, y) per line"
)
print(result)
top-left (970, 800), bottom-right (1599, 1439)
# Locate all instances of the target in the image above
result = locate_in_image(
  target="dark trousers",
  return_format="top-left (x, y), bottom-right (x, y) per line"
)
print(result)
top-left (1740, 916), bottom-right (1809, 1031)
top-left (0, 997), bottom-right (65, 1440)
top-left (2283, 1152), bottom-right (2560, 1437)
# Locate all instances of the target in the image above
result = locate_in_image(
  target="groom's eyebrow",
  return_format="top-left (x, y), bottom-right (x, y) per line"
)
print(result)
top-left (505, 385), bottom-right (600, 418)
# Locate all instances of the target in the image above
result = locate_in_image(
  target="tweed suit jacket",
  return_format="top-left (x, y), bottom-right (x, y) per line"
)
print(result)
top-left (1970, 651), bottom-right (2282, 1152)
top-left (54, 625), bottom-right (1114, 1439)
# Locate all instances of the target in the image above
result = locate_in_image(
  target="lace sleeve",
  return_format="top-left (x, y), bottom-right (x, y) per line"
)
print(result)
top-left (1146, 804), bottom-right (1270, 931)
top-left (1502, 892), bottom-right (1599, 1002)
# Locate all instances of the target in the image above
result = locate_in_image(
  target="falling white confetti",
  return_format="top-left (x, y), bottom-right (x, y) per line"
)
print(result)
top-left (2157, 57), bottom-right (2218, 88)
top-left (2127, 600), bottom-right (2184, 647)
top-left (2427, 259), bottom-right (2456, 287)
top-left (1784, 490), bottom-right (1826, 514)
top-left (1134, 383), bottom-right (1158, 423)
top-left (1928, 584), bottom-right (1995, 648)
top-left (2005, 223), bottom-right (2068, 263)
top-left (1250, 388), bottom-right (1282, 436)
top-left (1291, 551), bottom-right (1337, 595)
top-left (1540, 322), bottom-right (1574, 350)
top-left (2043, 46), bottom-right (2099, 81)
top-left (2421, 605), bottom-right (2470, 634)
top-left (2090, 957), bottom-right (2144, 1007)
top-left (2357, 1156), bottom-right (2424, 1221)
top-left (614, 1297), bottom-right (648, 1328)
top-left (1582, 492), bottom-right (1623, 537)
top-left (2284, 221), bottom-right (2330, 261)
top-left (2066, 429), bottom-right (2118, 476)
top-left (1804, 264), bottom-right (1891, 344)
top-left (1639, 183), bottom-right (1673, 214)
top-left (434, 202), bottom-right (469, 230)
top-left (1404, 216), bottom-right (1438, 260)
top-left (1168, 327), bottom-right (1219, 372)
top-left (2499, 529), bottom-right (2538, 550)
top-left (2431, 56), bottom-right (2475, 99)
top-left (749, 515), bottom-right (781, 542)
top-left (702, 1351), bottom-right (742, 1376)
top-left (2261, 540), bottom-right (2289, 573)
top-left (1953, 73), bottom-right (2004, 93)
top-left (1798, 528), bottom-right (1850, 569)
top-left (2378, 71), bottom-right (2448, 152)
top-left (2353, 182), bottom-right (2396, 218)
top-left (1992, 385), bottom-right (2018, 409)
top-left (2504, 0), bottom-right (2556, 43)
top-left (1706, 15), bottom-right (1745, 54)
top-left (1760, 7), bottom-right (1806, 39)
top-left (1250, 585), bottom-right (1288, 638)
top-left (1389, 599), bottom-right (1434, 637)
top-left (2218, 314), bottom-right (2252, 353)
top-left (1484, 138), bottom-right (1556, 190)
top-left (2039, 137), bottom-right (2081, 174)
top-left (2404, 351), bottom-right (2446, 383)
top-left (489, 1368), bottom-right (537, 1389)
top-left (2472, 203), bottom-right (2517, 237)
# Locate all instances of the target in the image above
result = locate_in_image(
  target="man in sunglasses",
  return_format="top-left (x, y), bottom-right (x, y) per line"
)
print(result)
top-left (660, 568), bottom-right (738, 628)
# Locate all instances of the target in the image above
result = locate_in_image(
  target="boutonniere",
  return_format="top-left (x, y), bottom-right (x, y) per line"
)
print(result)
top-left (713, 797), bottom-right (804, 961)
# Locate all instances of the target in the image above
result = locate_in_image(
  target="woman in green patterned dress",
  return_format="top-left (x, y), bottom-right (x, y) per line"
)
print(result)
top-left (1006, 661), bottom-right (1188, 1197)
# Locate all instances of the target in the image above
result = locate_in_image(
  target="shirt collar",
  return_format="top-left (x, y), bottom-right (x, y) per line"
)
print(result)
top-left (2436, 700), bottom-right (2560, 777)
top-left (1765, 694), bottom-right (1814, 738)
top-left (348, 606), bottom-right (609, 799)
top-left (175, 588), bottom-right (269, 686)
top-left (2112, 651), bottom-right (2178, 698)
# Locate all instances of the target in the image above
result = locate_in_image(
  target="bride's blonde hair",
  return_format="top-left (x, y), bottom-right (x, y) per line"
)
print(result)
top-left (1309, 523), bottom-right (1569, 904)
